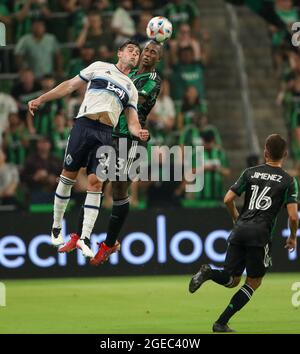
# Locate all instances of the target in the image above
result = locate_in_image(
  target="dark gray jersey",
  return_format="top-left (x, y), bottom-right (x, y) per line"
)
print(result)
top-left (230, 164), bottom-right (298, 246)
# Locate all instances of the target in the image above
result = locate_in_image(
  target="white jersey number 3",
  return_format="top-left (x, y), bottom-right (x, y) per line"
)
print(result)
top-left (249, 185), bottom-right (272, 210)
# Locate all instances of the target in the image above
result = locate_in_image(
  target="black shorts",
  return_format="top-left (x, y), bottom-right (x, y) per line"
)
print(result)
top-left (224, 242), bottom-right (272, 278)
top-left (63, 117), bottom-right (113, 175)
top-left (112, 135), bottom-right (146, 181)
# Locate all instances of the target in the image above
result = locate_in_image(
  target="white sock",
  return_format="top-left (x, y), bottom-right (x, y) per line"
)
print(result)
top-left (52, 175), bottom-right (76, 229)
top-left (81, 191), bottom-right (103, 240)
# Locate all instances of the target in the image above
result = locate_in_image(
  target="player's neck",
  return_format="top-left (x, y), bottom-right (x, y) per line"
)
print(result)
top-left (115, 62), bottom-right (131, 75)
top-left (265, 160), bottom-right (282, 168)
top-left (137, 65), bottom-right (153, 74)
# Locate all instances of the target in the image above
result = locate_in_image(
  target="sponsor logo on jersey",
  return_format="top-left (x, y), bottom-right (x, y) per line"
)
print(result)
top-left (106, 82), bottom-right (126, 100)
top-left (251, 172), bottom-right (282, 182)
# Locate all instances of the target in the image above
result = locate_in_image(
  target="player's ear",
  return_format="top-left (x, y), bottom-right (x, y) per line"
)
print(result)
top-left (283, 150), bottom-right (288, 159)
top-left (264, 148), bottom-right (269, 160)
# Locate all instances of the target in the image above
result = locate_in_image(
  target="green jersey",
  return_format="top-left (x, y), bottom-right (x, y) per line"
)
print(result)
top-left (197, 147), bottom-right (229, 201)
top-left (114, 68), bottom-right (161, 138)
top-left (5, 127), bottom-right (29, 166)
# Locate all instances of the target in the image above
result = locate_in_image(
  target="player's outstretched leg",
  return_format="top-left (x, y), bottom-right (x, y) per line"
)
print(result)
top-left (58, 206), bottom-right (84, 253)
top-left (212, 277), bottom-right (262, 333)
top-left (52, 172), bottom-right (76, 247)
top-left (189, 265), bottom-right (238, 294)
top-left (90, 197), bottom-right (128, 265)
top-left (76, 174), bottom-right (103, 258)
top-left (76, 191), bottom-right (103, 257)
top-left (189, 264), bottom-right (212, 293)
top-left (90, 182), bottom-right (129, 265)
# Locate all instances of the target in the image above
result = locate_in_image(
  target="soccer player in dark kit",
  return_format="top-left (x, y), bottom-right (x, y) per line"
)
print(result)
top-left (189, 134), bottom-right (299, 332)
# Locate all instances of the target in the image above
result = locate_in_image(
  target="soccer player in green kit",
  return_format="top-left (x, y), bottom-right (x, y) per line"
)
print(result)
top-left (59, 40), bottom-right (162, 264)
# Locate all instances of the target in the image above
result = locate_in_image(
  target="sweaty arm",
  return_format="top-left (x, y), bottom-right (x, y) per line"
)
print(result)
top-left (224, 190), bottom-right (239, 224)
top-left (28, 76), bottom-right (86, 116)
top-left (124, 107), bottom-right (149, 141)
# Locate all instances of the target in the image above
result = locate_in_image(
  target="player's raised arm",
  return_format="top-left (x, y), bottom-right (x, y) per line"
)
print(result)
top-left (28, 76), bottom-right (86, 116)
top-left (124, 106), bottom-right (149, 141)
top-left (224, 190), bottom-right (239, 224)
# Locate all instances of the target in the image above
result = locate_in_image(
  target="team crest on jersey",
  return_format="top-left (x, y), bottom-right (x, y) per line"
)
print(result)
top-left (65, 154), bottom-right (73, 165)
top-left (105, 70), bottom-right (111, 75)
top-left (126, 83), bottom-right (131, 91)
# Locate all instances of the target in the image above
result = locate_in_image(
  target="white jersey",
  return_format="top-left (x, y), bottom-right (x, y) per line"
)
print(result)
top-left (76, 61), bottom-right (138, 127)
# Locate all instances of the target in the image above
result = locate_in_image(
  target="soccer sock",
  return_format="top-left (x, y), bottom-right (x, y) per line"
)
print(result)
top-left (53, 175), bottom-right (76, 229)
top-left (216, 284), bottom-right (255, 325)
top-left (76, 194), bottom-right (104, 237)
top-left (210, 269), bottom-right (234, 287)
top-left (105, 197), bottom-right (130, 247)
top-left (81, 191), bottom-right (103, 240)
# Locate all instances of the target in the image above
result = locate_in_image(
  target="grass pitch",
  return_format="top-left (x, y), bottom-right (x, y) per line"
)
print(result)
top-left (0, 274), bottom-right (299, 334)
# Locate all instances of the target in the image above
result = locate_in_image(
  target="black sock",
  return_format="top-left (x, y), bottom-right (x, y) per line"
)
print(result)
top-left (105, 197), bottom-right (129, 247)
top-left (217, 284), bottom-right (255, 325)
top-left (210, 269), bottom-right (233, 287)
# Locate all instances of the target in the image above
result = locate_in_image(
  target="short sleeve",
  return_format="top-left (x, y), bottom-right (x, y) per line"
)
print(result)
top-left (230, 169), bottom-right (248, 196)
top-left (127, 86), bottom-right (138, 111)
top-left (285, 177), bottom-right (299, 205)
top-left (79, 62), bottom-right (99, 82)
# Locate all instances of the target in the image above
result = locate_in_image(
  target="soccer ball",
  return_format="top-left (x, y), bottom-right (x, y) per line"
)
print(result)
top-left (146, 16), bottom-right (173, 43)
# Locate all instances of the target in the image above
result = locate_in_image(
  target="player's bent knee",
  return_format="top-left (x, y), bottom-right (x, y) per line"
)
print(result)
top-left (246, 277), bottom-right (263, 290)
top-left (232, 276), bottom-right (241, 288)
top-left (227, 276), bottom-right (241, 288)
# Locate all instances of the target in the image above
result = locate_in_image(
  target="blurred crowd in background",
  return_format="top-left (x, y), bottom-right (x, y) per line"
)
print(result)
top-left (0, 0), bottom-right (232, 212)
top-left (274, 0), bottom-right (300, 175)
top-left (6, 0), bottom-right (300, 212)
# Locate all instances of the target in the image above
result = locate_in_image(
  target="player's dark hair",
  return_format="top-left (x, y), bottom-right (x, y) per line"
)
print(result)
top-left (265, 134), bottom-right (287, 161)
top-left (144, 40), bottom-right (164, 58)
top-left (118, 39), bottom-right (141, 53)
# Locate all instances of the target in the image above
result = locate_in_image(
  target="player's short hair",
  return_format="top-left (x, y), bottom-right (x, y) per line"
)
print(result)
top-left (265, 134), bottom-right (287, 160)
top-left (118, 39), bottom-right (141, 53)
top-left (144, 40), bottom-right (163, 58)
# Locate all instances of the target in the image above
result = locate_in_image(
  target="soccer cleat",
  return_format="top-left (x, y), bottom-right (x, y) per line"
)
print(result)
top-left (212, 322), bottom-right (235, 333)
top-left (90, 241), bottom-right (121, 266)
top-left (189, 264), bottom-right (212, 293)
top-left (58, 233), bottom-right (80, 253)
top-left (76, 238), bottom-right (94, 258)
top-left (51, 227), bottom-right (64, 247)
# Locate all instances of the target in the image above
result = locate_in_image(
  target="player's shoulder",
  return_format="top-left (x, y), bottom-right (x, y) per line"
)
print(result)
top-left (149, 70), bottom-right (161, 84)
top-left (84, 60), bottom-right (109, 70)
top-left (246, 164), bottom-right (266, 172)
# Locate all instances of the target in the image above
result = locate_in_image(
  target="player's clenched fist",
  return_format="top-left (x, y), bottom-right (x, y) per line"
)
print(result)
top-left (28, 97), bottom-right (42, 116)
top-left (138, 129), bottom-right (149, 141)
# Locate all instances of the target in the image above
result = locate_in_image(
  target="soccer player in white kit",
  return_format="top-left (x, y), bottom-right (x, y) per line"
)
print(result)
top-left (28, 40), bottom-right (149, 258)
